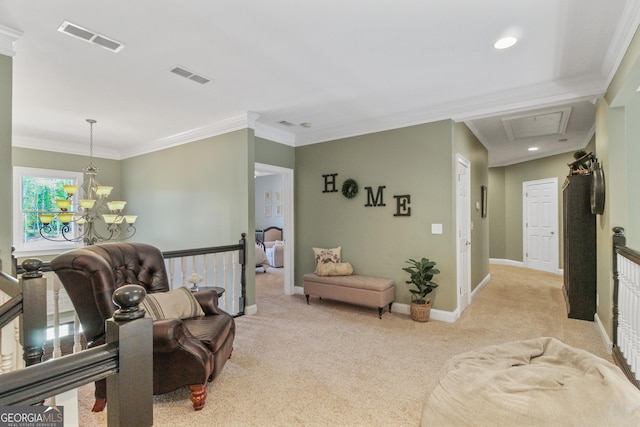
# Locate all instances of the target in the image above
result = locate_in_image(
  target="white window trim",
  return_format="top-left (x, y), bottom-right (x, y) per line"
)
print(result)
top-left (13, 166), bottom-right (84, 258)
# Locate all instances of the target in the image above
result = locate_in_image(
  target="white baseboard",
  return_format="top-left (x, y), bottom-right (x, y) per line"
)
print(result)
top-left (594, 313), bottom-right (612, 354)
top-left (490, 258), bottom-right (564, 275)
top-left (295, 285), bottom-right (458, 322)
top-left (391, 302), bottom-right (457, 323)
top-left (490, 258), bottom-right (524, 267)
top-left (472, 273), bottom-right (491, 299)
top-left (244, 304), bottom-right (258, 315)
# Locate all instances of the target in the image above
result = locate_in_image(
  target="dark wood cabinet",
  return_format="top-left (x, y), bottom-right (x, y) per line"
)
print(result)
top-left (562, 174), bottom-right (596, 321)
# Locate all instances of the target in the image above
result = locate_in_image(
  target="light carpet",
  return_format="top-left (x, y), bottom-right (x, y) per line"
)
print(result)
top-left (78, 264), bottom-right (611, 426)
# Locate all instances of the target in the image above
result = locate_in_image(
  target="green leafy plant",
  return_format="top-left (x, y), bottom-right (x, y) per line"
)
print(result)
top-left (402, 258), bottom-right (440, 304)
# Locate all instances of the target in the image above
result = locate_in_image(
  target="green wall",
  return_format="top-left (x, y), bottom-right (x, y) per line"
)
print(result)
top-left (488, 139), bottom-right (595, 267)
top-left (294, 120), bottom-right (488, 312)
top-left (121, 129), bottom-right (257, 306)
top-left (488, 168), bottom-right (506, 259)
top-left (255, 136), bottom-right (295, 169)
top-left (12, 148), bottom-right (122, 195)
top-left (454, 122), bottom-right (490, 289)
top-left (121, 130), bottom-right (252, 250)
top-left (0, 54), bottom-right (11, 272)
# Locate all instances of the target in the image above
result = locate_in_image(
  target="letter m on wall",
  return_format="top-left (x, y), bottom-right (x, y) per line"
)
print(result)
top-left (365, 186), bottom-right (386, 207)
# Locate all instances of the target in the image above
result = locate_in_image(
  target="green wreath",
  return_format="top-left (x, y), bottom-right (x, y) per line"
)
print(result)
top-left (341, 178), bottom-right (359, 199)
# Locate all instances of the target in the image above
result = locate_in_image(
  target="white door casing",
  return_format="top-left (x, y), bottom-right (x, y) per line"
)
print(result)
top-left (456, 155), bottom-right (471, 315)
top-left (522, 178), bottom-right (558, 274)
top-left (255, 163), bottom-right (295, 296)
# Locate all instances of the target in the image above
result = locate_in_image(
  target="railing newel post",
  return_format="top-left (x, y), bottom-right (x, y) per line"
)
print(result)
top-left (106, 284), bottom-right (153, 427)
top-left (19, 258), bottom-right (47, 368)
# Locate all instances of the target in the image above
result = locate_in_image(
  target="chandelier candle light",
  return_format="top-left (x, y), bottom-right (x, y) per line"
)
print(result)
top-left (38, 119), bottom-right (138, 246)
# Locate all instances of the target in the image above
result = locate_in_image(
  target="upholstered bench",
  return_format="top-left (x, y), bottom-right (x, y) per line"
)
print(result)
top-left (303, 273), bottom-right (395, 319)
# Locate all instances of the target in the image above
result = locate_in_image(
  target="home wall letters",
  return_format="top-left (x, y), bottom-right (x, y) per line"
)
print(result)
top-left (322, 173), bottom-right (411, 216)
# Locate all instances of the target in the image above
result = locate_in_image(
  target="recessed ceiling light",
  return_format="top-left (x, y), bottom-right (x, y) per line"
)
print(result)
top-left (494, 36), bottom-right (518, 50)
top-left (528, 146), bottom-right (539, 151)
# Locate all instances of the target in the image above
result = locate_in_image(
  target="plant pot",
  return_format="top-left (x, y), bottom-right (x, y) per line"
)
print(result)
top-left (410, 299), bottom-right (432, 322)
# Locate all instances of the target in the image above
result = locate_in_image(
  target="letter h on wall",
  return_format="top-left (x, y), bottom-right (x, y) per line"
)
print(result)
top-left (322, 173), bottom-right (338, 193)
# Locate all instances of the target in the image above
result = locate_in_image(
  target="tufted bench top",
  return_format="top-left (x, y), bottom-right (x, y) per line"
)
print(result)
top-left (303, 273), bottom-right (394, 291)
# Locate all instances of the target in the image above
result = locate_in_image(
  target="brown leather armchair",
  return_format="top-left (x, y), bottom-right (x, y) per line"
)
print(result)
top-left (50, 242), bottom-right (235, 411)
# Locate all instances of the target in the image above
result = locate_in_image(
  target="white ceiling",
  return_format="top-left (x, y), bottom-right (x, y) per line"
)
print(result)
top-left (1, 0), bottom-right (639, 166)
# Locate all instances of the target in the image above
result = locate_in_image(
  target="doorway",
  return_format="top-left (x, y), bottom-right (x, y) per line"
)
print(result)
top-left (522, 178), bottom-right (558, 274)
top-left (456, 155), bottom-right (471, 315)
top-left (255, 163), bottom-right (294, 296)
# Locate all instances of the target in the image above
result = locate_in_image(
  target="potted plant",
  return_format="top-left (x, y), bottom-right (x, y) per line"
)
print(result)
top-left (402, 257), bottom-right (439, 322)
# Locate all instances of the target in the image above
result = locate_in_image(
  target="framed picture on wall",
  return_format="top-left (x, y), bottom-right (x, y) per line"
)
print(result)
top-left (264, 205), bottom-right (272, 217)
top-left (264, 191), bottom-right (272, 203)
top-left (481, 185), bottom-right (488, 218)
top-left (275, 204), bottom-right (282, 217)
top-left (274, 190), bottom-right (282, 203)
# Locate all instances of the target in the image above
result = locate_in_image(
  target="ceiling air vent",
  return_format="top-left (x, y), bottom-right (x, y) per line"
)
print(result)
top-left (502, 107), bottom-right (572, 141)
top-left (170, 67), bottom-right (211, 84)
top-left (58, 21), bottom-right (124, 53)
top-left (278, 120), bottom-right (296, 127)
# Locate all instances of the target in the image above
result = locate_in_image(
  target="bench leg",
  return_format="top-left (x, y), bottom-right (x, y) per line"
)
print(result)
top-left (388, 302), bottom-right (393, 313)
top-left (305, 294), bottom-right (310, 304)
top-left (378, 307), bottom-right (383, 319)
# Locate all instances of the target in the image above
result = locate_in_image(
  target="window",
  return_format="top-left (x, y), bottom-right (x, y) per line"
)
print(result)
top-left (13, 166), bottom-right (83, 256)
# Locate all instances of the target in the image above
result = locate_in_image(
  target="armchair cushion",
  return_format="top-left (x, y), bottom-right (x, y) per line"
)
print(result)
top-left (141, 287), bottom-right (205, 320)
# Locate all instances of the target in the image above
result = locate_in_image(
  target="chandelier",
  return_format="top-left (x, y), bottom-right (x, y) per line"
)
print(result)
top-left (38, 119), bottom-right (138, 246)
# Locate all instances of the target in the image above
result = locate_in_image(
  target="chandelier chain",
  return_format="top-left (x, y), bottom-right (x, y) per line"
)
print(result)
top-left (87, 118), bottom-right (96, 166)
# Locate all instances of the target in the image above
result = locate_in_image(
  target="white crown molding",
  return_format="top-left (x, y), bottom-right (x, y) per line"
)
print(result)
top-left (253, 122), bottom-right (296, 146)
top-left (12, 136), bottom-right (121, 160)
top-left (0, 25), bottom-right (23, 57)
top-left (602, 0), bottom-right (640, 84)
top-left (14, 111), bottom-right (297, 158)
top-left (119, 113), bottom-right (256, 159)
top-left (294, 76), bottom-right (608, 147)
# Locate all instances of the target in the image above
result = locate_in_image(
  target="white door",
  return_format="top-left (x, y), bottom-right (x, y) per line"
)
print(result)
top-left (523, 178), bottom-right (558, 274)
top-left (456, 155), bottom-right (471, 315)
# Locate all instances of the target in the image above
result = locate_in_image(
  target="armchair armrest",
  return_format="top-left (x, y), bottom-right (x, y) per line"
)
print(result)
top-left (152, 318), bottom-right (212, 361)
top-left (153, 318), bottom-right (187, 352)
top-left (192, 290), bottom-right (224, 315)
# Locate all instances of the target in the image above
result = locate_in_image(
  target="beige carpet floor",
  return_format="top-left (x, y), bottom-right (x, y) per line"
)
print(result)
top-left (78, 264), bottom-right (611, 426)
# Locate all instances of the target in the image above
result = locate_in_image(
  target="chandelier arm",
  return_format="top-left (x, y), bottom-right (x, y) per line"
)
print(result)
top-left (38, 224), bottom-right (82, 243)
top-left (60, 224), bottom-right (84, 243)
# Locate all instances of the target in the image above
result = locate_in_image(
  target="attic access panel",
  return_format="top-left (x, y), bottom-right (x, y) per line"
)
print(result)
top-left (502, 107), bottom-right (572, 140)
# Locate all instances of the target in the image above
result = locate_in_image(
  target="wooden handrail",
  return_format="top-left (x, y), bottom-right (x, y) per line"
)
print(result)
top-left (612, 226), bottom-right (640, 389)
top-left (0, 343), bottom-right (118, 405)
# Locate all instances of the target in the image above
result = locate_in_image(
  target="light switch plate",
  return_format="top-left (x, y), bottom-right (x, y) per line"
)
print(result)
top-left (431, 224), bottom-right (443, 234)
